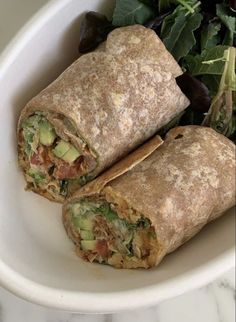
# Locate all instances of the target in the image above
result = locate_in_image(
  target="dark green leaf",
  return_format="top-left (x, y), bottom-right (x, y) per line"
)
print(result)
top-left (216, 4), bottom-right (236, 34)
top-left (139, 0), bottom-right (158, 7)
top-left (97, 204), bottom-right (118, 222)
top-left (159, 0), bottom-right (173, 13)
top-left (161, 8), bottom-right (203, 61)
top-left (144, 11), bottom-right (171, 30)
top-left (179, 106), bottom-right (205, 125)
top-left (216, 3), bottom-right (236, 46)
top-left (222, 29), bottom-right (234, 46)
top-left (112, 0), bottom-right (155, 27)
top-left (201, 22), bottom-right (221, 52)
top-left (201, 74), bottom-right (221, 97)
top-left (183, 45), bottom-right (228, 76)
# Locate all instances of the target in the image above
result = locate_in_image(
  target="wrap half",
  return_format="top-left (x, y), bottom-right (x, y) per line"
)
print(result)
top-left (17, 25), bottom-right (189, 202)
top-left (63, 126), bottom-right (236, 269)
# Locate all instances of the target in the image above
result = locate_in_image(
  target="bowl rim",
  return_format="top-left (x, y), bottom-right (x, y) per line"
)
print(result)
top-left (0, 0), bottom-right (235, 313)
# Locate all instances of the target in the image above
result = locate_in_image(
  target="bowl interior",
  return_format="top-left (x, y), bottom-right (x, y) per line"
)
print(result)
top-left (0, 0), bottom-right (235, 312)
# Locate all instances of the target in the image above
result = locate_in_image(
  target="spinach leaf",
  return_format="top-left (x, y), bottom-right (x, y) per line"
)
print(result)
top-left (112, 0), bottom-right (155, 27)
top-left (158, 0), bottom-right (173, 13)
top-left (183, 45), bottom-right (228, 76)
top-left (201, 21), bottom-right (221, 51)
top-left (216, 3), bottom-right (236, 46)
top-left (28, 169), bottom-right (46, 185)
top-left (97, 204), bottom-right (118, 222)
top-left (144, 11), bottom-right (171, 32)
top-left (161, 5), bottom-right (203, 61)
top-left (139, 0), bottom-right (158, 7)
top-left (159, 0), bottom-right (201, 14)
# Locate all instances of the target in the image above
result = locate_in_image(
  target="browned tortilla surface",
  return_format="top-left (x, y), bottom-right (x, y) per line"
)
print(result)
top-left (63, 126), bottom-right (236, 268)
top-left (17, 25), bottom-right (189, 202)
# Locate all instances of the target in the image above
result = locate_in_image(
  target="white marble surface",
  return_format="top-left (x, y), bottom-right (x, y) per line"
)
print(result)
top-left (0, 1), bottom-right (235, 321)
top-left (0, 268), bottom-right (235, 322)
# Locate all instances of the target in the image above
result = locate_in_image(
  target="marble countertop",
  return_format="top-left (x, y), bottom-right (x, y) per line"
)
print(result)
top-left (0, 269), bottom-right (235, 322)
top-left (0, 1), bottom-right (235, 321)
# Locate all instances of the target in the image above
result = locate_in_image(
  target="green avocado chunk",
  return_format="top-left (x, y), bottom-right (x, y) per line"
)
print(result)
top-left (39, 120), bottom-right (56, 146)
top-left (63, 146), bottom-right (81, 163)
top-left (53, 140), bottom-right (80, 163)
top-left (80, 230), bottom-right (94, 240)
top-left (72, 216), bottom-right (94, 230)
top-left (81, 240), bottom-right (97, 251)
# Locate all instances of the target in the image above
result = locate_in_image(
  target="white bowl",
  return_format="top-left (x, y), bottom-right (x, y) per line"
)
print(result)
top-left (0, 0), bottom-right (235, 313)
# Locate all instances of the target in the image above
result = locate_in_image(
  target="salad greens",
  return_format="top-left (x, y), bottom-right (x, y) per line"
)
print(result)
top-left (112, 0), bottom-right (156, 26)
top-left (78, 0), bottom-right (236, 141)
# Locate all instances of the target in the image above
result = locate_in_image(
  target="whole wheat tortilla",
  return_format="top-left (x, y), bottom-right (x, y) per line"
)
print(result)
top-left (17, 25), bottom-right (189, 202)
top-left (63, 126), bottom-right (236, 268)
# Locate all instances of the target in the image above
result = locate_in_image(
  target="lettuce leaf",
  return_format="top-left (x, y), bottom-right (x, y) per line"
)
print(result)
top-left (201, 22), bottom-right (221, 52)
top-left (112, 0), bottom-right (155, 26)
top-left (161, 5), bottom-right (202, 61)
top-left (216, 3), bottom-right (236, 46)
top-left (183, 45), bottom-right (228, 76)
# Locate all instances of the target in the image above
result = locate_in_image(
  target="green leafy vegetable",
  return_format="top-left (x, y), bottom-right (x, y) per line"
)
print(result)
top-left (216, 3), bottom-right (236, 46)
top-left (202, 47), bottom-right (236, 137)
top-left (97, 204), bottom-right (118, 222)
top-left (183, 45), bottom-right (228, 76)
top-left (161, 5), bottom-right (203, 61)
top-left (112, 0), bottom-right (155, 26)
top-left (159, 0), bottom-right (201, 14)
top-left (28, 169), bottom-right (46, 185)
top-left (80, 0), bottom-right (236, 142)
top-left (201, 21), bottom-right (221, 52)
top-left (158, 0), bottom-right (173, 13)
top-left (201, 74), bottom-right (222, 97)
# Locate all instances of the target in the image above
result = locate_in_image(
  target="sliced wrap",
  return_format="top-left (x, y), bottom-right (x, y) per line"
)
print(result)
top-left (17, 25), bottom-right (189, 202)
top-left (63, 126), bottom-right (236, 269)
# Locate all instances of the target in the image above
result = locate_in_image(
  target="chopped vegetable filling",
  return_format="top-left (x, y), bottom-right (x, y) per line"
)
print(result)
top-left (69, 199), bottom-right (156, 265)
top-left (18, 112), bottom-right (97, 199)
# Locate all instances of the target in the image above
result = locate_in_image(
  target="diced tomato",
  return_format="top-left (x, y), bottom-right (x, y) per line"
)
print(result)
top-left (53, 157), bottom-right (83, 179)
top-left (53, 163), bottom-right (77, 179)
top-left (31, 152), bottom-right (43, 165)
top-left (30, 147), bottom-right (52, 167)
top-left (40, 147), bottom-right (51, 166)
top-left (96, 240), bottom-right (109, 258)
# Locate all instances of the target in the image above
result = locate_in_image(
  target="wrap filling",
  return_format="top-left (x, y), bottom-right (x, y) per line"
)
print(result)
top-left (18, 112), bottom-right (97, 200)
top-left (66, 197), bottom-right (158, 268)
